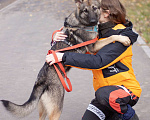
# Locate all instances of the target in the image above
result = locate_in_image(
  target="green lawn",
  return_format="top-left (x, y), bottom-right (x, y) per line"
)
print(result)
top-left (121, 0), bottom-right (150, 45)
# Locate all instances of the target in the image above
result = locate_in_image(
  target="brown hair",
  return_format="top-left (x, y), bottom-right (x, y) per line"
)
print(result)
top-left (100, 0), bottom-right (126, 24)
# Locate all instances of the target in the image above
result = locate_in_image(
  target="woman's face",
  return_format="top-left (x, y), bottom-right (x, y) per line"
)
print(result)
top-left (99, 8), bottom-right (110, 23)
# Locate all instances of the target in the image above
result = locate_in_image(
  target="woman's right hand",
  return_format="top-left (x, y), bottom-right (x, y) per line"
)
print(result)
top-left (53, 26), bottom-right (68, 42)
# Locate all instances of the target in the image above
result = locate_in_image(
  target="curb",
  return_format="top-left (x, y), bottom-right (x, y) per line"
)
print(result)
top-left (137, 35), bottom-right (150, 59)
top-left (0, 0), bottom-right (19, 12)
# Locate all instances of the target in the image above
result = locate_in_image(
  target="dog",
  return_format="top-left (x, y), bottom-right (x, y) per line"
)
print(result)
top-left (1, 0), bottom-right (101, 120)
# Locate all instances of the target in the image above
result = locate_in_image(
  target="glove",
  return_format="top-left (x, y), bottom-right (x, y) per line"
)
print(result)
top-left (118, 104), bottom-right (135, 120)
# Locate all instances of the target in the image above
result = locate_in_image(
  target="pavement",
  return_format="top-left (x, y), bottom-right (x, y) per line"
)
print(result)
top-left (0, 0), bottom-right (16, 9)
top-left (0, 0), bottom-right (149, 120)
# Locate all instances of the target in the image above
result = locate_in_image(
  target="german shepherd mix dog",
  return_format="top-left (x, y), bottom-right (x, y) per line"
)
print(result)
top-left (1, 0), bottom-right (101, 120)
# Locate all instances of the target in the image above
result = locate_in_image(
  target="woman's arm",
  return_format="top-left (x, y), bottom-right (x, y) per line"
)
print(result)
top-left (93, 35), bottom-right (131, 52)
top-left (62, 42), bottom-right (129, 69)
top-left (46, 41), bottom-right (129, 68)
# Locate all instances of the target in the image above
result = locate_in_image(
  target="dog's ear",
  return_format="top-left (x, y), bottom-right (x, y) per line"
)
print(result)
top-left (75, 0), bottom-right (84, 8)
top-left (75, 0), bottom-right (84, 3)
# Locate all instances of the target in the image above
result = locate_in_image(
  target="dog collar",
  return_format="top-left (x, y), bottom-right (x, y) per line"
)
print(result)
top-left (83, 26), bottom-right (97, 32)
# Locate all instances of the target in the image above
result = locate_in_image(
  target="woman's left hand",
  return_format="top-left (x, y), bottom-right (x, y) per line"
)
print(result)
top-left (46, 52), bottom-right (64, 65)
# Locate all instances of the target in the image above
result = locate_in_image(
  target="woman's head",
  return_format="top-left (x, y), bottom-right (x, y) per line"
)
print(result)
top-left (99, 0), bottom-right (126, 24)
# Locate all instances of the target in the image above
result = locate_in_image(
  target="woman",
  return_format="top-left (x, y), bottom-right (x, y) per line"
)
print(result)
top-left (46, 0), bottom-right (141, 120)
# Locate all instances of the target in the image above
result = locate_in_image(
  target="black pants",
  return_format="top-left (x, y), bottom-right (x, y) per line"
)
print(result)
top-left (82, 85), bottom-right (139, 120)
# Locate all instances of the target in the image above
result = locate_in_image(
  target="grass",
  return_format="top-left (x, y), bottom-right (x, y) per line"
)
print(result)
top-left (121, 0), bottom-right (150, 45)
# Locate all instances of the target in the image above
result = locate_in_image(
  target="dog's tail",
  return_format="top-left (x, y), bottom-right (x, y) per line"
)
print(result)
top-left (1, 63), bottom-right (48, 118)
top-left (1, 84), bottom-right (44, 117)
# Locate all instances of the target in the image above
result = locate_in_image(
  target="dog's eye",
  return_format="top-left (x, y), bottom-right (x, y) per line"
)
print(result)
top-left (92, 6), bottom-right (98, 11)
top-left (83, 8), bottom-right (88, 13)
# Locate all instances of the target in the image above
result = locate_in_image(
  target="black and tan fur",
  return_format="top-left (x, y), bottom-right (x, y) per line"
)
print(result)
top-left (1, 0), bottom-right (101, 120)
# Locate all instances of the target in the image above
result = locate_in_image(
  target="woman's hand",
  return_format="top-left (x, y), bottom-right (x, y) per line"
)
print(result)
top-left (113, 35), bottom-right (131, 46)
top-left (46, 52), bottom-right (64, 65)
top-left (53, 26), bottom-right (67, 42)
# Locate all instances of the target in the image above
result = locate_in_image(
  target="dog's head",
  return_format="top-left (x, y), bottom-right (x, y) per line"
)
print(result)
top-left (75, 0), bottom-right (101, 26)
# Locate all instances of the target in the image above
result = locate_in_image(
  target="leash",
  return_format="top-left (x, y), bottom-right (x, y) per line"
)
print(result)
top-left (47, 50), bottom-right (72, 92)
top-left (48, 29), bottom-right (98, 92)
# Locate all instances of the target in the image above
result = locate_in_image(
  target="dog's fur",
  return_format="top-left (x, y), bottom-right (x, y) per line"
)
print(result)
top-left (1, 0), bottom-right (101, 120)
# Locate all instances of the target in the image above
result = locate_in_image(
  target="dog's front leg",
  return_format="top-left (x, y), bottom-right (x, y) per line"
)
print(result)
top-left (48, 108), bottom-right (61, 120)
top-left (38, 99), bottom-right (47, 120)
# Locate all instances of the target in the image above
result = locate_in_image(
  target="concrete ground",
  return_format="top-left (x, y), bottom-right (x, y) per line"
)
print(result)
top-left (0, 0), bottom-right (17, 9)
top-left (0, 0), bottom-right (150, 120)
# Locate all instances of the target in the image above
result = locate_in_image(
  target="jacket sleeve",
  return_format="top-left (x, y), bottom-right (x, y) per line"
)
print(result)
top-left (121, 22), bottom-right (138, 44)
top-left (62, 42), bottom-right (129, 69)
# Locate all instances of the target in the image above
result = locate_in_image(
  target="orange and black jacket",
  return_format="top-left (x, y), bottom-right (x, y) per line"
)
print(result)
top-left (62, 21), bottom-right (142, 98)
